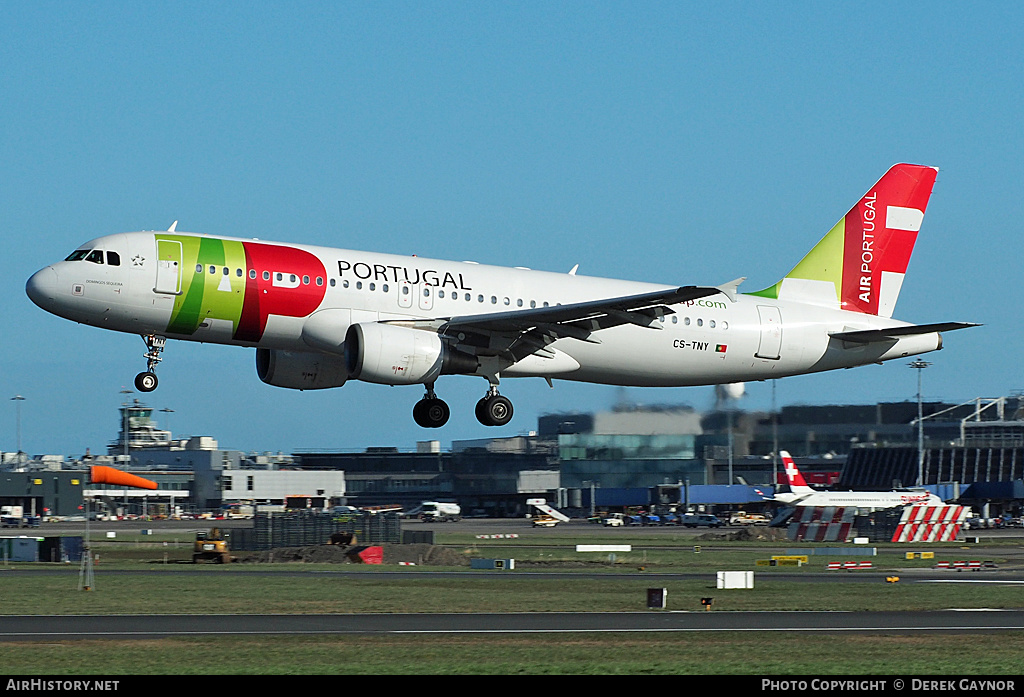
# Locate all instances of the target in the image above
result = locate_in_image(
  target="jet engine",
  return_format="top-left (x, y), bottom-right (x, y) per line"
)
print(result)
top-left (345, 323), bottom-right (478, 385)
top-left (255, 349), bottom-right (349, 390)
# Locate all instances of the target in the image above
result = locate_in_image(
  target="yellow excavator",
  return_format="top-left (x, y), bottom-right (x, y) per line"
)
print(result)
top-left (193, 527), bottom-right (231, 564)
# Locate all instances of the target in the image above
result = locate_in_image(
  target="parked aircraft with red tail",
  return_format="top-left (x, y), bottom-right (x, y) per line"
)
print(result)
top-left (766, 451), bottom-right (943, 509)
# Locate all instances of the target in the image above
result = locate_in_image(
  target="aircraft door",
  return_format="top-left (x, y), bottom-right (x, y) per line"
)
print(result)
top-left (417, 284), bottom-right (434, 312)
top-left (755, 305), bottom-right (782, 360)
top-left (154, 239), bottom-right (182, 295)
top-left (398, 281), bottom-right (413, 309)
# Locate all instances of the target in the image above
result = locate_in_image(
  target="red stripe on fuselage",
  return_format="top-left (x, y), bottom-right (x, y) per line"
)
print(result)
top-left (232, 242), bottom-right (327, 343)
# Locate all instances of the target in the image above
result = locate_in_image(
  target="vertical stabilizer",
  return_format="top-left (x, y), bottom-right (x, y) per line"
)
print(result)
top-left (751, 164), bottom-right (938, 317)
top-left (780, 451), bottom-right (814, 494)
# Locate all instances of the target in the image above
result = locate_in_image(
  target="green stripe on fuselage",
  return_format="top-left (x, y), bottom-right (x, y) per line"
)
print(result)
top-left (157, 234), bottom-right (246, 335)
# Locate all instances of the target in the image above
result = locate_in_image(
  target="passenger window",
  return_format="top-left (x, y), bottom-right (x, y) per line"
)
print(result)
top-left (709, 320), bottom-right (716, 328)
top-left (438, 290), bottom-right (445, 298)
top-left (106, 252), bottom-right (121, 266)
top-left (316, 277), bottom-right (324, 286)
top-left (382, 284), bottom-right (388, 293)
top-left (86, 250), bottom-right (104, 264)
top-left (223, 267), bottom-right (229, 275)
top-left (302, 275), bottom-right (309, 285)
top-left (249, 270), bottom-right (257, 279)
top-left (697, 318), bottom-right (703, 327)
top-left (236, 268), bottom-right (243, 277)
top-left (369, 283), bottom-right (376, 291)
top-left (263, 271), bottom-right (270, 281)
top-left (330, 278), bottom-right (336, 287)
top-left (210, 266), bottom-right (217, 275)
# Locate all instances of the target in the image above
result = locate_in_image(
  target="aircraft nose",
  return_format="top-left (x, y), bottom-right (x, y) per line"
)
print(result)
top-left (26, 266), bottom-right (59, 309)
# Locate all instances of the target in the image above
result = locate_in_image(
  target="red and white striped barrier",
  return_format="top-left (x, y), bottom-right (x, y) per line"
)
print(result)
top-left (474, 534), bottom-right (520, 539)
top-left (934, 560), bottom-right (997, 570)
top-left (892, 504), bottom-right (968, 543)
top-left (826, 561), bottom-right (873, 570)
top-left (789, 507), bottom-right (856, 542)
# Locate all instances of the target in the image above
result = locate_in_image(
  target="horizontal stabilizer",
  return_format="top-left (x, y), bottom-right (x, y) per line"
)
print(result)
top-left (830, 322), bottom-right (980, 344)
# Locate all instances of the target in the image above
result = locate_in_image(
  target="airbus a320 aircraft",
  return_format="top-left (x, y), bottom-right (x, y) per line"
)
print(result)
top-left (26, 163), bottom-right (976, 429)
top-left (764, 451), bottom-right (943, 509)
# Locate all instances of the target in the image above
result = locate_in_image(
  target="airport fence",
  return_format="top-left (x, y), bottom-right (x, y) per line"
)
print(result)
top-left (229, 511), bottom-right (402, 551)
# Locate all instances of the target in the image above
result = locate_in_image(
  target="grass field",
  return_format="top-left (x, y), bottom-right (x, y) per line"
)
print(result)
top-left (2, 530), bottom-right (1022, 674)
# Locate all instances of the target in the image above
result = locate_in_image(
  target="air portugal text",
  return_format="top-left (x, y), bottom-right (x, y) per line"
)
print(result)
top-left (338, 260), bottom-right (473, 290)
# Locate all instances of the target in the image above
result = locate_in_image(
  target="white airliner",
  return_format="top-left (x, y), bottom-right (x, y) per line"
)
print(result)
top-left (26, 163), bottom-right (976, 428)
top-left (765, 450), bottom-right (943, 509)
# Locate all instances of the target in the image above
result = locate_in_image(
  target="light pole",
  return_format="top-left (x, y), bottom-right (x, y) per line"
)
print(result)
top-left (10, 395), bottom-right (25, 463)
top-left (120, 388), bottom-right (133, 467)
top-left (160, 407), bottom-right (175, 444)
top-left (909, 360), bottom-right (932, 486)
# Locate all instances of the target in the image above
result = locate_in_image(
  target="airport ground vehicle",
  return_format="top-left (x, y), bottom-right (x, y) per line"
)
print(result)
top-left (602, 513), bottom-right (627, 527)
top-left (193, 527), bottom-right (231, 563)
top-left (682, 514), bottom-right (724, 528)
top-left (419, 501), bottom-right (461, 522)
top-left (531, 515), bottom-right (559, 527)
top-left (730, 512), bottom-right (770, 526)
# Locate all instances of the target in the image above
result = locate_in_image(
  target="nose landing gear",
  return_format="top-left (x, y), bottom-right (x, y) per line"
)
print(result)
top-left (134, 334), bottom-right (166, 393)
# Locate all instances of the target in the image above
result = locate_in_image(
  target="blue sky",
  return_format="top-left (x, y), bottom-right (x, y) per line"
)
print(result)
top-left (2, 2), bottom-right (1022, 456)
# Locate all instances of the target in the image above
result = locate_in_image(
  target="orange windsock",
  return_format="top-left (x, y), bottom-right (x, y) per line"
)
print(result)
top-left (90, 465), bottom-right (158, 490)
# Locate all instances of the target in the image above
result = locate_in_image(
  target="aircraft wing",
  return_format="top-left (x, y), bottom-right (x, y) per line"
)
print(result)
top-left (829, 322), bottom-right (980, 344)
top-left (388, 285), bottom-right (726, 364)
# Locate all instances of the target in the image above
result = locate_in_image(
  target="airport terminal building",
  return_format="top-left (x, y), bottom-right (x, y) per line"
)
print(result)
top-left (3, 395), bottom-right (1024, 520)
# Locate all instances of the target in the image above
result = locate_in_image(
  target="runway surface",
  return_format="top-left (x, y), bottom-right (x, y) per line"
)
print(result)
top-left (2, 610), bottom-right (1024, 640)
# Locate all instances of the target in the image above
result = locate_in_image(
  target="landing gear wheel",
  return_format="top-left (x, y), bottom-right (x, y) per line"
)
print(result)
top-left (475, 394), bottom-right (514, 427)
top-left (413, 397), bottom-right (450, 428)
top-left (134, 371), bottom-right (158, 392)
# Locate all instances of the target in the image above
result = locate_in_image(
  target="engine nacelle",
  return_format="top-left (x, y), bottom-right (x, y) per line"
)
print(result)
top-left (345, 323), bottom-right (477, 385)
top-left (256, 349), bottom-right (349, 390)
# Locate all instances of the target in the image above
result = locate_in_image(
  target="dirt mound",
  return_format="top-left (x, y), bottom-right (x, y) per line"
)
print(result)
top-left (695, 527), bottom-right (789, 542)
top-left (235, 543), bottom-right (469, 566)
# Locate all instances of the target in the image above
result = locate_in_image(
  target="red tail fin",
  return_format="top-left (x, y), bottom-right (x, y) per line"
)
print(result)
top-left (780, 451), bottom-right (811, 490)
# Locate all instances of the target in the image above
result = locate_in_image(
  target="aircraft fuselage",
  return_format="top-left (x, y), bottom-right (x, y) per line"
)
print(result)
top-left (26, 230), bottom-right (940, 390)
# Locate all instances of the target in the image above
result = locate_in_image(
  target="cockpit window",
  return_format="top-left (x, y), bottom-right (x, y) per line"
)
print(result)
top-left (85, 250), bottom-right (104, 264)
top-left (107, 251), bottom-right (121, 266)
top-left (65, 249), bottom-right (90, 262)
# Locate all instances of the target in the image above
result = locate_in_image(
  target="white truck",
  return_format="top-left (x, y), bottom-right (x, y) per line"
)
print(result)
top-left (419, 501), bottom-right (461, 522)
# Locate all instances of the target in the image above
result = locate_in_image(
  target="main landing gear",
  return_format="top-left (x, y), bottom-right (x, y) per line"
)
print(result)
top-left (411, 384), bottom-right (515, 428)
top-left (475, 386), bottom-right (514, 427)
top-left (412, 385), bottom-right (451, 429)
top-left (134, 334), bottom-right (166, 393)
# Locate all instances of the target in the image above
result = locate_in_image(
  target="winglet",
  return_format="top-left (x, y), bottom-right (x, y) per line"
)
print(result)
top-left (568, 264), bottom-right (579, 276)
top-left (168, 221), bottom-right (178, 232)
